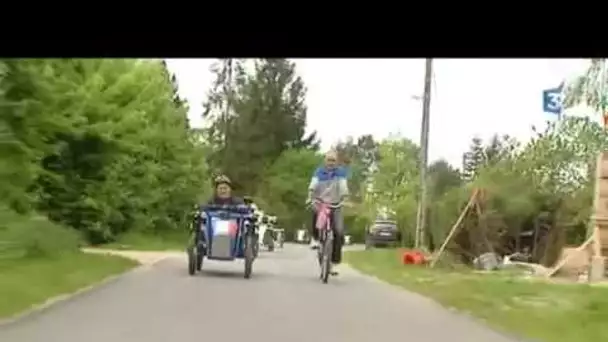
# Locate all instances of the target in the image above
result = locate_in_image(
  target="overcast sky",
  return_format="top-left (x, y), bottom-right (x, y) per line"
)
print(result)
top-left (165, 58), bottom-right (592, 167)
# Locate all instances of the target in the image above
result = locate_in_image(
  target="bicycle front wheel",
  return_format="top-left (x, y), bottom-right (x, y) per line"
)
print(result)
top-left (320, 233), bottom-right (333, 284)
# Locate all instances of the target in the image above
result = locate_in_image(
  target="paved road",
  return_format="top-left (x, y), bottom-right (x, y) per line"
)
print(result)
top-left (0, 244), bottom-right (518, 342)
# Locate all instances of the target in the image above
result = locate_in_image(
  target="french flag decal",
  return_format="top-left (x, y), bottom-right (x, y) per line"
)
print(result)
top-left (213, 219), bottom-right (238, 237)
top-left (228, 220), bottom-right (238, 237)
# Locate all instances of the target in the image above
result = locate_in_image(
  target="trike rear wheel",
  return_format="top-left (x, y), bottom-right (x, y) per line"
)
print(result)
top-left (244, 235), bottom-right (254, 279)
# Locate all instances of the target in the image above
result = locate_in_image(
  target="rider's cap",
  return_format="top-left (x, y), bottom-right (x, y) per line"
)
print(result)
top-left (214, 174), bottom-right (232, 187)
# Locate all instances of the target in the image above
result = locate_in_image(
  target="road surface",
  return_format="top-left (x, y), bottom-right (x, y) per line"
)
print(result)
top-left (0, 244), bottom-right (519, 342)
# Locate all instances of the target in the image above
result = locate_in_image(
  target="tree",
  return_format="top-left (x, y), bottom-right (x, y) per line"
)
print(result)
top-left (256, 148), bottom-right (322, 238)
top-left (0, 59), bottom-right (210, 244)
top-left (428, 159), bottom-right (462, 199)
top-left (201, 59), bottom-right (247, 174)
top-left (563, 59), bottom-right (606, 112)
top-left (364, 137), bottom-right (420, 244)
top-left (202, 58), bottom-right (319, 194)
top-left (333, 134), bottom-right (379, 203)
top-left (160, 60), bottom-right (187, 110)
top-left (462, 137), bottom-right (484, 181)
top-left (462, 135), bottom-right (517, 182)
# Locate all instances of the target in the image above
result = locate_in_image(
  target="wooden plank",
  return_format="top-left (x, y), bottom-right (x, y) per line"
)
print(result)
top-left (593, 154), bottom-right (604, 257)
top-left (430, 189), bottom-right (478, 268)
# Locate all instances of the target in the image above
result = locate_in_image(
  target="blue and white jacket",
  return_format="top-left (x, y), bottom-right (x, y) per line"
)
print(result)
top-left (308, 166), bottom-right (349, 204)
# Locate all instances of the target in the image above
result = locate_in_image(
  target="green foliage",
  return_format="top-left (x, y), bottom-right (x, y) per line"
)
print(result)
top-left (0, 205), bottom-right (81, 259)
top-left (0, 59), bottom-right (209, 250)
top-left (364, 137), bottom-right (420, 242)
top-left (257, 148), bottom-right (322, 238)
top-left (334, 134), bottom-right (379, 203)
top-left (200, 58), bottom-right (321, 239)
top-left (342, 108), bottom-right (608, 261)
top-left (203, 58), bottom-right (319, 195)
top-left (563, 59), bottom-right (606, 111)
top-left (447, 116), bottom-right (608, 260)
top-left (2, 57), bottom-right (605, 264)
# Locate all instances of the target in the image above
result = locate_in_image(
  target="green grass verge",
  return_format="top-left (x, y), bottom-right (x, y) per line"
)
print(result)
top-left (100, 230), bottom-right (188, 251)
top-left (345, 249), bottom-right (608, 342)
top-left (0, 252), bottom-right (138, 319)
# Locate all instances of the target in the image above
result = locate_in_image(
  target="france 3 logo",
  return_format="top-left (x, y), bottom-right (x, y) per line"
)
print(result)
top-left (542, 82), bottom-right (564, 116)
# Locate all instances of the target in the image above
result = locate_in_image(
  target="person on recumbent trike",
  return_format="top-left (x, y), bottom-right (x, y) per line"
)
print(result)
top-left (305, 150), bottom-right (350, 276)
top-left (189, 175), bottom-right (247, 249)
top-left (207, 175), bottom-right (245, 206)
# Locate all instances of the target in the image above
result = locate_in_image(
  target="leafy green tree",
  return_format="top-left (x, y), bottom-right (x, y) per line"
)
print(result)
top-left (0, 61), bottom-right (40, 213)
top-left (161, 60), bottom-right (187, 109)
top-left (462, 137), bottom-right (484, 181)
top-left (462, 135), bottom-right (516, 182)
top-left (428, 159), bottom-right (462, 199)
top-left (563, 59), bottom-right (606, 111)
top-left (203, 58), bottom-right (319, 194)
top-left (334, 134), bottom-right (379, 203)
top-left (256, 148), bottom-right (322, 238)
top-left (1, 59), bottom-right (209, 244)
top-left (364, 137), bottom-right (420, 244)
top-left (202, 59), bottom-right (246, 174)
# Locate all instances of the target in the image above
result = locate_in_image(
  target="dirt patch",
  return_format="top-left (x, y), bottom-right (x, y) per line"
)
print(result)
top-left (81, 248), bottom-right (182, 265)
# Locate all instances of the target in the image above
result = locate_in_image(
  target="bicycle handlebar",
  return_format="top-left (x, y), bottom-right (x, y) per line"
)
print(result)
top-left (311, 198), bottom-right (343, 209)
top-left (201, 204), bottom-right (252, 215)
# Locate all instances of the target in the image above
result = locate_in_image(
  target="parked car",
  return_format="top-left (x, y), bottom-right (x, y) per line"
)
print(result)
top-left (365, 220), bottom-right (400, 249)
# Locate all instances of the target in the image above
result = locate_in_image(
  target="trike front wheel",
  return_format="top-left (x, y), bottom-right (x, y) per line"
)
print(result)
top-left (195, 246), bottom-right (204, 271)
top-left (187, 247), bottom-right (196, 276)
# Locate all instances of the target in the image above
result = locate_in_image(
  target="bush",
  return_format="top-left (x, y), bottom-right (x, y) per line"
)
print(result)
top-left (0, 206), bottom-right (81, 259)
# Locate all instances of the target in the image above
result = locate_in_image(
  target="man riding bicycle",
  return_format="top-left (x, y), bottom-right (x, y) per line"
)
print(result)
top-left (306, 150), bottom-right (349, 275)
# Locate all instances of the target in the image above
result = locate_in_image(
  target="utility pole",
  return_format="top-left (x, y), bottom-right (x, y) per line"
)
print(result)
top-left (414, 58), bottom-right (433, 250)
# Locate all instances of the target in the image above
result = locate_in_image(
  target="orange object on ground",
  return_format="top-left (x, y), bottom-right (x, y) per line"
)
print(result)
top-left (401, 250), bottom-right (426, 265)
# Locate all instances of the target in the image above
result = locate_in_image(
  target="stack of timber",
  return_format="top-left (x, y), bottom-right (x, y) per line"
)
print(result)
top-left (593, 152), bottom-right (608, 259)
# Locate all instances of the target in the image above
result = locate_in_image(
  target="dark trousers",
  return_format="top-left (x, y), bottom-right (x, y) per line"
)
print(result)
top-left (311, 209), bottom-right (344, 264)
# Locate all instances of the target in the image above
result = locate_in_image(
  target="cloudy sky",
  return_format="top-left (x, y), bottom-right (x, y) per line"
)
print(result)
top-left (165, 58), bottom-right (592, 167)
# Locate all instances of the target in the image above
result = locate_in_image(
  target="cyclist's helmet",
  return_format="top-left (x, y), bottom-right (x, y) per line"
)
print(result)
top-left (214, 174), bottom-right (232, 187)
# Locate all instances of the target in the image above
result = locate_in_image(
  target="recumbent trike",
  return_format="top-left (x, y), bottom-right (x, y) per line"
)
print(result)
top-left (187, 204), bottom-right (258, 278)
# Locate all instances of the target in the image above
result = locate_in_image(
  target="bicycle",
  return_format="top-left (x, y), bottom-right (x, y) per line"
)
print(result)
top-left (311, 198), bottom-right (343, 284)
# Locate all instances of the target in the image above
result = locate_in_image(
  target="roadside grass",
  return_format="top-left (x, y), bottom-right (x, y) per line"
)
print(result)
top-left (100, 230), bottom-right (188, 251)
top-left (345, 249), bottom-right (608, 342)
top-left (0, 252), bottom-right (138, 319)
